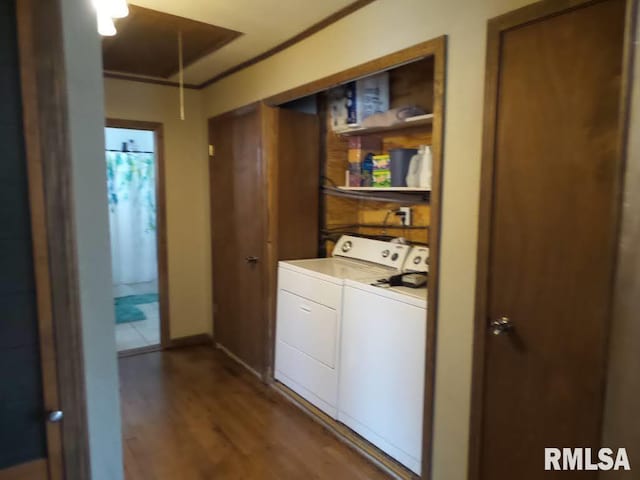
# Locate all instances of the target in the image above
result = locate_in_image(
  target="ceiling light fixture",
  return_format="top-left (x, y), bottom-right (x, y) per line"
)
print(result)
top-left (93, 0), bottom-right (129, 18)
top-left (93, 0), bottom-right (129, 36)
top-left (96, 11), bottom-right (117, 36)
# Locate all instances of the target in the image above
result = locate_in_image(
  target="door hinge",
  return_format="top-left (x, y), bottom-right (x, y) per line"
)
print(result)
top-left (209, 144), bottom-right (215, 157)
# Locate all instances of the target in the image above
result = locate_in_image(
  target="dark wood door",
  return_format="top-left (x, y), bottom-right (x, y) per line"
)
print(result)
top-left (209, 105), bottom-right (268, 375)
top-left (1, 0), bottom-right (62, 478)
top-left (274, 107), bottom-right (320, 261)
top-left (475, 0), bottom-right (627, 478)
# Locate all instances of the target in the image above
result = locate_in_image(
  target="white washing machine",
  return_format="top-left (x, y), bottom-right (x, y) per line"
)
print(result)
top-left (274, 236), bottom-right (411, 418)
top-left (339, 246), bottom-right (429, 474)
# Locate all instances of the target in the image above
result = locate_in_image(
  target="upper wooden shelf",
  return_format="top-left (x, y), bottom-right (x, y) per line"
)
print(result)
top-left (334, 114), bottom-right (434, 137)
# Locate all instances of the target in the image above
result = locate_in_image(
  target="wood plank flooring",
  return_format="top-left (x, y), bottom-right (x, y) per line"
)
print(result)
top-left (119, 346), bottom-right (391, 479)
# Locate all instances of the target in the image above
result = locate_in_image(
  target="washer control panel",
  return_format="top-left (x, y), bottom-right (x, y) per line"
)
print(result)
top-left (403, 246), bottom-right (429, 273)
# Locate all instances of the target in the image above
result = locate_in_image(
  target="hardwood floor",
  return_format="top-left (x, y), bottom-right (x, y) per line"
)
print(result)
top-left (119, 346), bottom-right (391, 479)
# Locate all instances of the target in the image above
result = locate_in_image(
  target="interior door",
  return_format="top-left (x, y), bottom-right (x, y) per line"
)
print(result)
top-left (209, 105), bottom-right (267, 374)
top-left (272, 107), bottom-right (320, 261)
top-left (475, 0), bottom-right (627, 478)
top-left (1, 0), bottom-right (62, 478)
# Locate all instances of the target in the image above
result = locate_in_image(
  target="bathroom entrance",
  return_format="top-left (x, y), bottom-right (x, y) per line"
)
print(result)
top-left (105, 120), bottom-right (169, 354)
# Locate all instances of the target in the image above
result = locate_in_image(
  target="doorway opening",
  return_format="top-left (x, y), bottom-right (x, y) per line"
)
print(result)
top-left (105, 120), bottom-right (170, 354)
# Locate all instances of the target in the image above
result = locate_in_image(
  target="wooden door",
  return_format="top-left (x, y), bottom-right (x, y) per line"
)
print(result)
top-left (263, 106), bottom-right (320, 375)
top-left (209, 105), bottom-right (268, 375)
top-left (273, 107), bottom-right (320, 261)
top-left (1, 0), bottom-right (62, 478)
top-left (472, 0), bottom-right (628, 478)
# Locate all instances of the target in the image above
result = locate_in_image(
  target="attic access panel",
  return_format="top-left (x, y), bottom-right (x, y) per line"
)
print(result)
top-left (102, 4), bottom-right (242, 79)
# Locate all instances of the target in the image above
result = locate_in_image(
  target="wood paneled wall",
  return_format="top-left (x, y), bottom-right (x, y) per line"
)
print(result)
top-left (389, 59), bottom-right (435, 112)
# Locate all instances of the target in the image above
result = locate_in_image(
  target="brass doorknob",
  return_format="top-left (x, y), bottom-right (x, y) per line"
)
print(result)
top-left (490, 316), bottom-right (513, 335)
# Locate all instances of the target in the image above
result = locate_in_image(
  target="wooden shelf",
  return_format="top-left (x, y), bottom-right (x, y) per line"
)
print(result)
top-left (334, 114), bottom-right (434, 137)
top-left (337, 186), bottom-right (430, 192)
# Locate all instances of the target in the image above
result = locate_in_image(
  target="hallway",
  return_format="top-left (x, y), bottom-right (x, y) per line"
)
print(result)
top-left (119, 347), bottom-right (391, 479)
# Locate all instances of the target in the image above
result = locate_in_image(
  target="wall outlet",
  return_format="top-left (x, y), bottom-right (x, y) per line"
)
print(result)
top-left (398, 207), bottom-right (411, 226)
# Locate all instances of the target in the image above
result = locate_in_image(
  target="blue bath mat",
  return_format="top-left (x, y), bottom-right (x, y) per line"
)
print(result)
top-left (114, 294), bottom-right (159, 324)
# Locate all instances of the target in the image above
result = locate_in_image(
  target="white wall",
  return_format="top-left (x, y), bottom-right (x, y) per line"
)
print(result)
top-left (201, 1), bottom-right (535, 478)
top-left (60, 0), bottom-right (123, 478)
top-left (601, 6), bottom-right (640, 478)
top-left (104, 79), bottom-right (212, 339)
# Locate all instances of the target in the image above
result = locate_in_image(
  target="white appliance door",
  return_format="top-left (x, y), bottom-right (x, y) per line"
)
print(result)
top-left (339, 284), bottom-right (426, 474)
top-left (277, 290), bottom-right (337, 367)
top-left (275, 274), bottom-right (341, 417)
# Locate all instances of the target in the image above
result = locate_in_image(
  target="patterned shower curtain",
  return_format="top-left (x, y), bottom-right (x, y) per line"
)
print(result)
top-left (106, 151), bottom-right (158, 285)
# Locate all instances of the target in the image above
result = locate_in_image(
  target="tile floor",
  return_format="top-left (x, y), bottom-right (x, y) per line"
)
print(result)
top-left (114, 280), bottom-right (160, 352)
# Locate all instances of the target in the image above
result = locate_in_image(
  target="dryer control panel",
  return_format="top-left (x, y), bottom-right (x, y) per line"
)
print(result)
top-left (333, 235), bottom-right (410, 270)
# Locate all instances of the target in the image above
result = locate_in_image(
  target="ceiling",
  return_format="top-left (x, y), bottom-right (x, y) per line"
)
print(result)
top-left (104, 0), bottom-right (360, 86)
top-left (104, 6), bottom-right (242, 79)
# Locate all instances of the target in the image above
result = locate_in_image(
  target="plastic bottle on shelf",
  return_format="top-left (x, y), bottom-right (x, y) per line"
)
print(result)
top-left (406, 145), bottom-right (432, 190)
top-left (361, 153), bottom-right (374, 187)
top-left (419, 145), bottom-right (432, 190)
top-left (406, 150), bottom-right (420, 188)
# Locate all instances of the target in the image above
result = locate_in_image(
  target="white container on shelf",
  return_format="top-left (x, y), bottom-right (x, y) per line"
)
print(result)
top-left (406, 145), bottom-right (433, 190)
